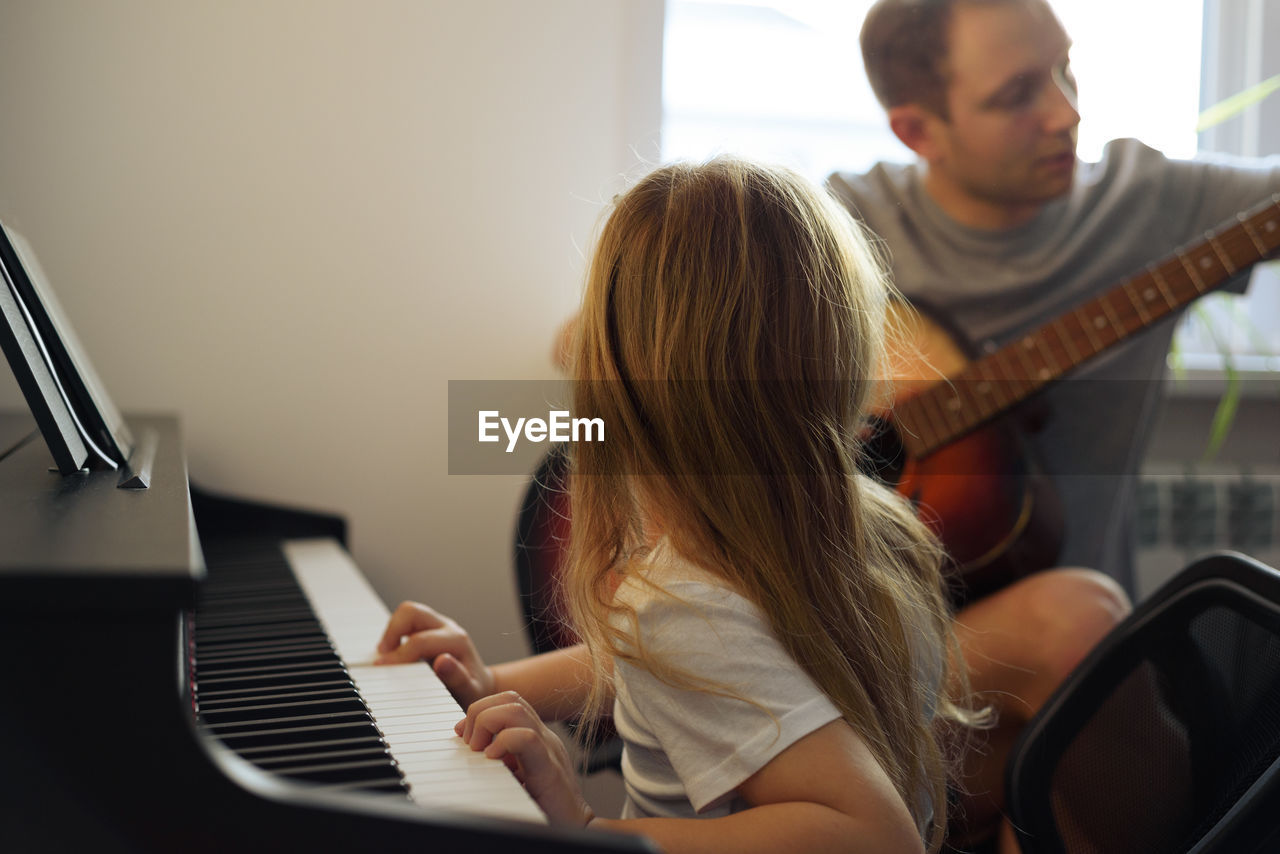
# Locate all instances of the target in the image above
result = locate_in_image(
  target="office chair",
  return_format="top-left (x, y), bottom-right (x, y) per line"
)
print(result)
top-left (514, 446), bottom-right (622, 773)
top-left (515, 445), bottom-right (578, 656)
top-left (1005, 551), bottom-right (1280, 854)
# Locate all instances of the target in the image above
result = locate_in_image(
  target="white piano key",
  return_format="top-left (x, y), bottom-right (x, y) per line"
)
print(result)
top-left (282, 538), bottom-right (544, 824)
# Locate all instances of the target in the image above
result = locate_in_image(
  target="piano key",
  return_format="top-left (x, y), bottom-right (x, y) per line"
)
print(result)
top-left (195, 669), bottom-right (354, 694)
top-left (269, 757), bottom-right (408, 785)
top-left (214, 720), bottom-right (388, 751)
top-left (194, 559), bottom-right (407, 795)
top-left (254, 745), bottom-right (395, 766)
top-left (198, 685), bottom-right (358, 707)
top-left (234, 734), bottom-right (391, 758)
top-left (199, 697), bottom-right (370, 725)
top-left (281, 538), bottom-right (545, 823)
top-left (194, 621), bottom-right (329, 642)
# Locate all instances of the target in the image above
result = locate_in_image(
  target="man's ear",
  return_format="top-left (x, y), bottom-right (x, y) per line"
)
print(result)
top-left (888, 104), bottom-right (942, 161)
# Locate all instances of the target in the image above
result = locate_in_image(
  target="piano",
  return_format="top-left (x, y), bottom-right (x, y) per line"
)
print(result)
top-left (0, 410), bottom-right (652, 853)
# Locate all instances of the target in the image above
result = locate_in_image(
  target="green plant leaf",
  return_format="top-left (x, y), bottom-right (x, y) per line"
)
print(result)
top-left (1179, 77), bottom-right (1280, 463)
top-left (1190, 302), bottom-right (1241, 463)
top-left (1196, 74), bottom-right (1280, 131)
top-left (1203, 361), bottom-right (1240, 463)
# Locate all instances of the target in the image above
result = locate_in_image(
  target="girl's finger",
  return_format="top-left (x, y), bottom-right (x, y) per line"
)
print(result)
top-left (464, 696), bottom-right (540, 750)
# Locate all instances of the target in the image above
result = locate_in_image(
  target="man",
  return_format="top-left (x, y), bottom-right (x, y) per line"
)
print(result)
top-left (829, 0), bottom-right (1280, 849)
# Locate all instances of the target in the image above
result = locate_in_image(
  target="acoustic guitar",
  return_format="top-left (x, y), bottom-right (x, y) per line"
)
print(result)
top-left (867, 194), bottom-right (1280, 602)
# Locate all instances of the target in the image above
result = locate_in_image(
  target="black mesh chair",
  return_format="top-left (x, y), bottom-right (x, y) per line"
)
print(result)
top-left (1005, 551), bottom-right (1280, 854)
top-left (514, 446), bottom-right (622, 773)
top-left (515, 445), bottom-right (578, 657)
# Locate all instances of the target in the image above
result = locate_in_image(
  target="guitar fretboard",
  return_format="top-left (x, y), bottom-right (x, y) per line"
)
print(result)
top-left (894, 194), bottom-right (1280, 458)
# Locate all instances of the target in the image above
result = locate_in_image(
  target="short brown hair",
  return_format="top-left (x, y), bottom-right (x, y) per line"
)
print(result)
top-left (861, 0), bottom-right (956, 116)
top-left (861, 0), bottom-right (1047, 118)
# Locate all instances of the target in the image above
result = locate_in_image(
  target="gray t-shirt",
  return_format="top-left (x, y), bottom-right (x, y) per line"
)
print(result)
top-left (827, 139), bottom-right (1280, 593)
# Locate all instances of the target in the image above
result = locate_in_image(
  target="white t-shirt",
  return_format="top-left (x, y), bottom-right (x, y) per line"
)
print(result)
top-left (610, 540), bottom-right (844, 820)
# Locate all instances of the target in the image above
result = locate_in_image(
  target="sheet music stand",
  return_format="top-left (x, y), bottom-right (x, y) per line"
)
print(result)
top-left (0, 219), bottom-right (145, 483)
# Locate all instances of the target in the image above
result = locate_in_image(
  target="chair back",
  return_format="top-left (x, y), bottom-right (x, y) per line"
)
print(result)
top-left (1006, 552), bottom-right (1280, 854)
top-left (514, 445), bottom-right (579, 655)
top-left (513, 446), bottom-right (623, 773)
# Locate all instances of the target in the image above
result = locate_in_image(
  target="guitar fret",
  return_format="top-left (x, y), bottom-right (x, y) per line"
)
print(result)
top-left (1051, 318), bottom-right (1082, 368)
top-left (1207, 233), bottom-right (1237, 275)
top-left (952, 380), bottom-right (978, 434)
top-left (1012, 336), bottom-right (1041, 385)
top-left (916, 388), bottom-right (950, 449)
top-left (962, 385), bottom-right (986, 435)
top-left (1177, 250), bottom-right (1208, 292)
top-left (932, 385), bottom-right (961, 444)
top-left (1241, 213), bottom-right (1271, 255)
top-left (894, 396), bottom-right (934, 455)
top-left (969, 369), bottom-right (999, 420)
top-left (1099, 293), bottom-right (1127, 339)
top-left (994, 348), bottom-right (1028, 399)
top-left (919, 385), bottom-right (952, 440)
top-left (975, 360), bottom-right (1007, 409)
top-left (1031, 333), bottom-right (1060, 381)
top-left (938, 383), bottom-right (966, 436)
top-left (1074, 306), bottom-right (1104, 352)
top-left (962, 367), bottom-right (994, 422)
top-left (1148, 264), bottom-right (1178, 309)
top-left (1122, 278), bottom-right (1152, 324)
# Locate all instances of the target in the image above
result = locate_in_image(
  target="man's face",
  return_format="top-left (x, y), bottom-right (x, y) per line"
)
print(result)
top-left (929, 1), bottom-right (1080, 210)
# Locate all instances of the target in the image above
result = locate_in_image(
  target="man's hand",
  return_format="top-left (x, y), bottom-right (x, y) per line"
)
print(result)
top-left (458, 691), bottom-right (595, 827)
top-left (375, 601), bottom-right (495, 708)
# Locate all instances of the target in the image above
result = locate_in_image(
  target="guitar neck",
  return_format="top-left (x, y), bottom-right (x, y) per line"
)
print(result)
top-left (895, 193), bottom-right (1280, 458)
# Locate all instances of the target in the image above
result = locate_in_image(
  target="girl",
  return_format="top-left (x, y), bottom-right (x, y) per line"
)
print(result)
top-left (378, 158), bottom-right (977, 853)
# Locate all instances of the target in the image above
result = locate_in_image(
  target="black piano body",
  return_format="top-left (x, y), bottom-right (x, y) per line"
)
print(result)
top-left (0, 411), bottom-right (650, 853)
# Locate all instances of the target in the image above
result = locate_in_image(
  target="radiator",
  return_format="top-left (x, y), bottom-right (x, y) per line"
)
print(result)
top-left (1135, 468), bottom-right (1280, 598)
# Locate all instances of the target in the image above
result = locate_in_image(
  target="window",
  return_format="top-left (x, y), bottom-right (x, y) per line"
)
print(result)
top-left (662, 0), bottom-right (1278, 372)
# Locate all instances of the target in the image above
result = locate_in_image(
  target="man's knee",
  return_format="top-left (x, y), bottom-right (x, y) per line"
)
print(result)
top-left (956, 568), bottom-right (1132, 714)
top-left (1021, 568), bottom-right (1132, 677)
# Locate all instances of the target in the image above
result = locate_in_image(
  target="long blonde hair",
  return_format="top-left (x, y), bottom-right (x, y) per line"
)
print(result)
top-left (565, 157), bottom-right (974, 850)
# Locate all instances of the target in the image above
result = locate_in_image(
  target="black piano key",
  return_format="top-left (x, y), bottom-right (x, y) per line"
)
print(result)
top-left (195, 647), bottom-right (344, 668)
top-left (198, 684), bottom-right (357, 707)
top-left (215, 720), bottom-right (383, 751)
top-left (226, 733), bottom-right (394, 766)
top-left (200, 697), bottom-right (369, 726)
top-left (194, 621), bottom-right (327, 642)
top-left (345, 781), bottom-right (413, 795)
top-left (268, 758), bottom-right (405, 786)
top-left (194, 658), bottom-right (346, 679)
top-left (193, 638), bottom-right (334, 657)
top-left (194, 666), bottom-right (352, 692)
top-left (194, 614), bottom-right (323, 632)
top-left (232, 735), bottom-right (390, 758)
top-left (192, 539), bottom-right (411, 799)
top-left (204, 710), bottom-right (373, 734)
top-left (253, 745), bottom-right (394, 767)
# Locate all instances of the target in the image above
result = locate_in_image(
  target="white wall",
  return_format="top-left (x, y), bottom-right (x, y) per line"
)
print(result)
top-left (0, 0), bottom-right (664, 665)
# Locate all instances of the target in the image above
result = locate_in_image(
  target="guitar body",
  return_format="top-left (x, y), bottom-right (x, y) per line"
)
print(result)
top-left (873, 304), bottom-right (1064, 604)
top-left (869, 418), bottom-right (1064, 605)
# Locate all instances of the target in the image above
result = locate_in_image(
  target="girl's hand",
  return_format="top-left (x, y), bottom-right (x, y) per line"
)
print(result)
top-left (375, 601), bottom-right (495, 708)
top-left (458, 691), bottom-right (595, 827)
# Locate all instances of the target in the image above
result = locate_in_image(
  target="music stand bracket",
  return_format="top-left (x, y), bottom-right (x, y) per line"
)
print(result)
top-left (118, 427), bottom-right (158, 489)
